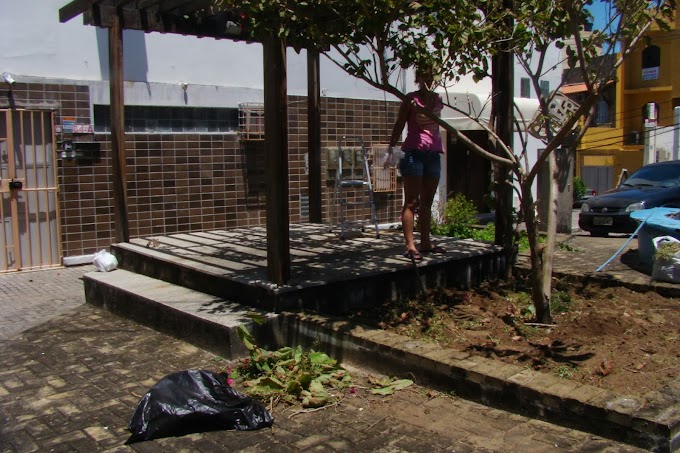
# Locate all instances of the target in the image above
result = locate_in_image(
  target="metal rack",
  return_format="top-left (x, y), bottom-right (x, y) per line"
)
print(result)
top-left (330, 136), bottom-right (380, 239)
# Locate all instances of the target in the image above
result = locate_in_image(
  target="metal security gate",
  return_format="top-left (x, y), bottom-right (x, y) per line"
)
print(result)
top-left (0, 110), bottom-right (61, 272)
top-left (581, 165), bottom-right (614, 197)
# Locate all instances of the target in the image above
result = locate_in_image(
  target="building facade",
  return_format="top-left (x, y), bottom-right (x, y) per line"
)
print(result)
top-left (575, 10), bottom-right (680, 194)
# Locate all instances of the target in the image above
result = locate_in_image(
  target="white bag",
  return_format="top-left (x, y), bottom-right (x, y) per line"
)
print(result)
top-left (93, 249), bottom-right (118, 272)
top-left (651, 236), bottom-right (680, 283)
top-left (382, 147), bottom-right (404, 169)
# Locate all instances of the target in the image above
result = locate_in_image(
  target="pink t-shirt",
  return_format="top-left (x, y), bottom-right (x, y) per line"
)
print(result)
top-left (402, 91), bottom-right (444, 153)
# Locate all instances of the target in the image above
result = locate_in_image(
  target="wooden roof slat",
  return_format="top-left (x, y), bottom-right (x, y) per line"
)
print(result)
top-left (62, 0), bottom-right (253, 42)
top-left (156, 0), bottom-right (194, 14)
top-left (59, 0), bottom-right (96, 23)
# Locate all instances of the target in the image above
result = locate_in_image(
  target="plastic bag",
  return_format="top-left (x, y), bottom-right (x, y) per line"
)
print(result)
top-left (383, 146), bottom-right (403, 169)
top-left (92, 249), bottom-right (118, 272)
top-left (651, 236), bottom-right (680, 283)
top-left (127, 369), bottom-right (273, 443)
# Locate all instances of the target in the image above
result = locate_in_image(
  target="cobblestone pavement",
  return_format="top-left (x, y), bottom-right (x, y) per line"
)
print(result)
top-left (0, 239), bottom-right (655, 452)
top-left (0, 265), bottom-right (96, 341)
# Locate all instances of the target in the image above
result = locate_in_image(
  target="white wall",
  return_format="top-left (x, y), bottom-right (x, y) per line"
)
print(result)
top-left (0, 0), bottom-right (400, 102)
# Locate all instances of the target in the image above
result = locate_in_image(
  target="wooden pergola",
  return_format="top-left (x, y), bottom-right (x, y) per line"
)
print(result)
top-left (59, 0), bottom-right (325, 285)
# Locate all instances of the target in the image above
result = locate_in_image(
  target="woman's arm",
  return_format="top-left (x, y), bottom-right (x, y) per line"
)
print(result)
top-left (389, 99), bottom-right (410, 148)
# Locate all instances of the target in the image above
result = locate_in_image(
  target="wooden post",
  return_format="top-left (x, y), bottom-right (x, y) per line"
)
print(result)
top-left (307, 49), bottom-right (322, 223)
top-left (492, 0), bottom-right (514, 270)
top-left (109, 13), bottom-right (129, 243)
top-left (263, 37), bottom-right (290, 284)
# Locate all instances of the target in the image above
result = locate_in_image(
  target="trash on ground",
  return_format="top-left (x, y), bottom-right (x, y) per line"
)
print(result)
top-left (92, 249), bottom-right (118, 272)
top-left (127, 369), bottom-right (273, 443)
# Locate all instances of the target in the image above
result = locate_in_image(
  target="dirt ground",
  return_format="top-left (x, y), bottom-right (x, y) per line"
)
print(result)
top-left (351, 277), bottom-right (679, 396)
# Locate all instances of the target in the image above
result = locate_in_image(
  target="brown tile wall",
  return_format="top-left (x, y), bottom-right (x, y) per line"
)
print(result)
top-left (1, 84), bottom-right (403, 258)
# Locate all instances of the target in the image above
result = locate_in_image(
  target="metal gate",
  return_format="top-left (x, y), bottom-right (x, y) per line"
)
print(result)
top-left (581, 165), bottom-right (614, 197)
top-left (0, 110), bottom-right (61, 272)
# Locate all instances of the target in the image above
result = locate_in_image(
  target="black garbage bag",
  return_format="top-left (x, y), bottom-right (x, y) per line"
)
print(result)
top-left (127, 369), bottom-right (273, 443)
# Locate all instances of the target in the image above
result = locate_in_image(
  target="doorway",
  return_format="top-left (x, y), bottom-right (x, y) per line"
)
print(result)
top-left (0, 110), bottom-right (61, 272)
top-left (446, 131), bottom-right (492, 212)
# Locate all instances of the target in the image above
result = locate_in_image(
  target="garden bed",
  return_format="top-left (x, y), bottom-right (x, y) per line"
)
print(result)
top-left (350, 277), bottom-right (679, 396)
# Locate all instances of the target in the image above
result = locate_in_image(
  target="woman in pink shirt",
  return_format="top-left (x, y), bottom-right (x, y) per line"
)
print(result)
top-left (389, 66), bottom-right (445, 261)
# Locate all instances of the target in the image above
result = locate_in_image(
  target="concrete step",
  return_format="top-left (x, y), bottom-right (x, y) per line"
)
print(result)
top-left (84, 268), bottom-right (679, 452)
top-left (83, 269), bottom-right (276, 358)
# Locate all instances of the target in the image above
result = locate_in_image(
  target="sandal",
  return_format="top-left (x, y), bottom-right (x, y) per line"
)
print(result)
top-left (421, 245), bottom-right (446, 254)
top-left (402, 250), bottom-right (423, 261)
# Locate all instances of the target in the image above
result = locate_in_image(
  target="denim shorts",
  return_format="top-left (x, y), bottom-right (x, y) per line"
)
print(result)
top-left (398, 150), bottom-right (441, 178)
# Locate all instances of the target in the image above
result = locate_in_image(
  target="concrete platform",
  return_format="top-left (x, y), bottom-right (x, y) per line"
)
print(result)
top-left (109, 224), bottom-right (507, 314)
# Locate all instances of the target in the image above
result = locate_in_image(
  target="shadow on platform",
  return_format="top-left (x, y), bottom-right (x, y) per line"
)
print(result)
top-left (108, 223), bottom-right (507, 314)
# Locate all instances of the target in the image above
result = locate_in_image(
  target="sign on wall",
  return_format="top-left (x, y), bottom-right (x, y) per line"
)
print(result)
top-left (642, 67), bottom-right (659, 81)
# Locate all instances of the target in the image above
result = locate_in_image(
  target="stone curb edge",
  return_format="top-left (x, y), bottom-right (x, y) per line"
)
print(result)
top-left (271, 312), bottom-right (679, 453)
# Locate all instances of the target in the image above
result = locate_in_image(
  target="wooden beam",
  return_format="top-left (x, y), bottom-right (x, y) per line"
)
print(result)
top-left (307, 50), bottom-right (322, 223)
top-left (59, 0), bottom-right (95, 23)
top-left (263, 36), bottom-right (290, 285)
top-left (109, 14), bottom-right (130, 243)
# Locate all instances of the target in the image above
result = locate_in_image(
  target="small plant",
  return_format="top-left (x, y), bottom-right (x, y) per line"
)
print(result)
top-left (551, 291), bottom-right (573, 314)
top-left (557, 240), bottom-right (582, 252)
top-left (555, 364), bottom-right (575, 379)
top-left (517, 323), bottom-right (540, 338)
top-left (431, 193), bottom-right (478, 238)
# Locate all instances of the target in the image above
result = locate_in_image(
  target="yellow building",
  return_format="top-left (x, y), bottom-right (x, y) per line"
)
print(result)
top-left (575, 10), bottom-right (680, 194)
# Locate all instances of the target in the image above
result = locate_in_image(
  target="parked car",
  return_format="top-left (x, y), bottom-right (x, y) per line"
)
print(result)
top-left (578, 161), bottom-right (680, 237)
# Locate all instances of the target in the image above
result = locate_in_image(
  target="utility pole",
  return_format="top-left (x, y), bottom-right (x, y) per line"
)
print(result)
top-left (643, 102), bottom-right (657, 165)
top-left (673, 106), bottom-right (680, 161)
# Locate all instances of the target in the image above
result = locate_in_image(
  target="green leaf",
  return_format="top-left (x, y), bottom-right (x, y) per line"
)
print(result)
top-left (309, 351), bottom-right (335, 365)
top-left (299, 373), bottom-right (313, 390)
top-left (247, 311), bottom-right (267, 325)
top-left (389, 379), bottom-right (414, 390)
top-left (371, 386), bottom-right (395, 395)
top-left (259, 376), bottom-right (286, 389)
top-left (237, 324), bottom-right (256, 351)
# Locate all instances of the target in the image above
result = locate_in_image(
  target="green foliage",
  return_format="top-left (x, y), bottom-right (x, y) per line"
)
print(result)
top-left (573, 177), bottom-right (587, 201)
top-left (431, 193), bottom-right (478, 238)
top-left (555, 364), bottom-right (576, 379)
top-left (431, 194), bottom-right (535, 252)
top-left (233, 325), bottom-right (352, 408)
top-left (550, 291), bottom-right (573, 314)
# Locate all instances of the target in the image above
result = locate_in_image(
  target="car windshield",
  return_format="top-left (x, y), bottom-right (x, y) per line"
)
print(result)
top-left (621, 164), bottom-right (680, 189)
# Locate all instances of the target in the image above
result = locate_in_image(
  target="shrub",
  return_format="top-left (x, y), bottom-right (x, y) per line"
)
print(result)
top-left (573, 176), bottom-right (587, 201)
top-left (431, 193), bottom-right (478, 238)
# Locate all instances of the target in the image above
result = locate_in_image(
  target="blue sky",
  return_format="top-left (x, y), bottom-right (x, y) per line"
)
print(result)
top-left (585, 1), bottom-right (615, 32)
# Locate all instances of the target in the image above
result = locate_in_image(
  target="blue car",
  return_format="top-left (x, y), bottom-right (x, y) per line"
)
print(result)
top-left (578, 161), bottom-right (680, 237)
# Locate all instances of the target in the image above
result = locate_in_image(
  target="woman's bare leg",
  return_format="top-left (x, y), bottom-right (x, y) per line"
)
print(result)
top-left (401, 175), bottom-right (422, 254)
top-left (418, 176), bottom-right (439, 250)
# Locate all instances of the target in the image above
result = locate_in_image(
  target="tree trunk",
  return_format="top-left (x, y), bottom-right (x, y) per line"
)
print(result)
top-left (538, 152), bottom-right (557, 324)
top-left (520, 175), bottom-right (553, 324)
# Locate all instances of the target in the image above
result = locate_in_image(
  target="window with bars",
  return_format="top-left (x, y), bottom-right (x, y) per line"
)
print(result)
top-left (520, 78), bottom-right (531, 98)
